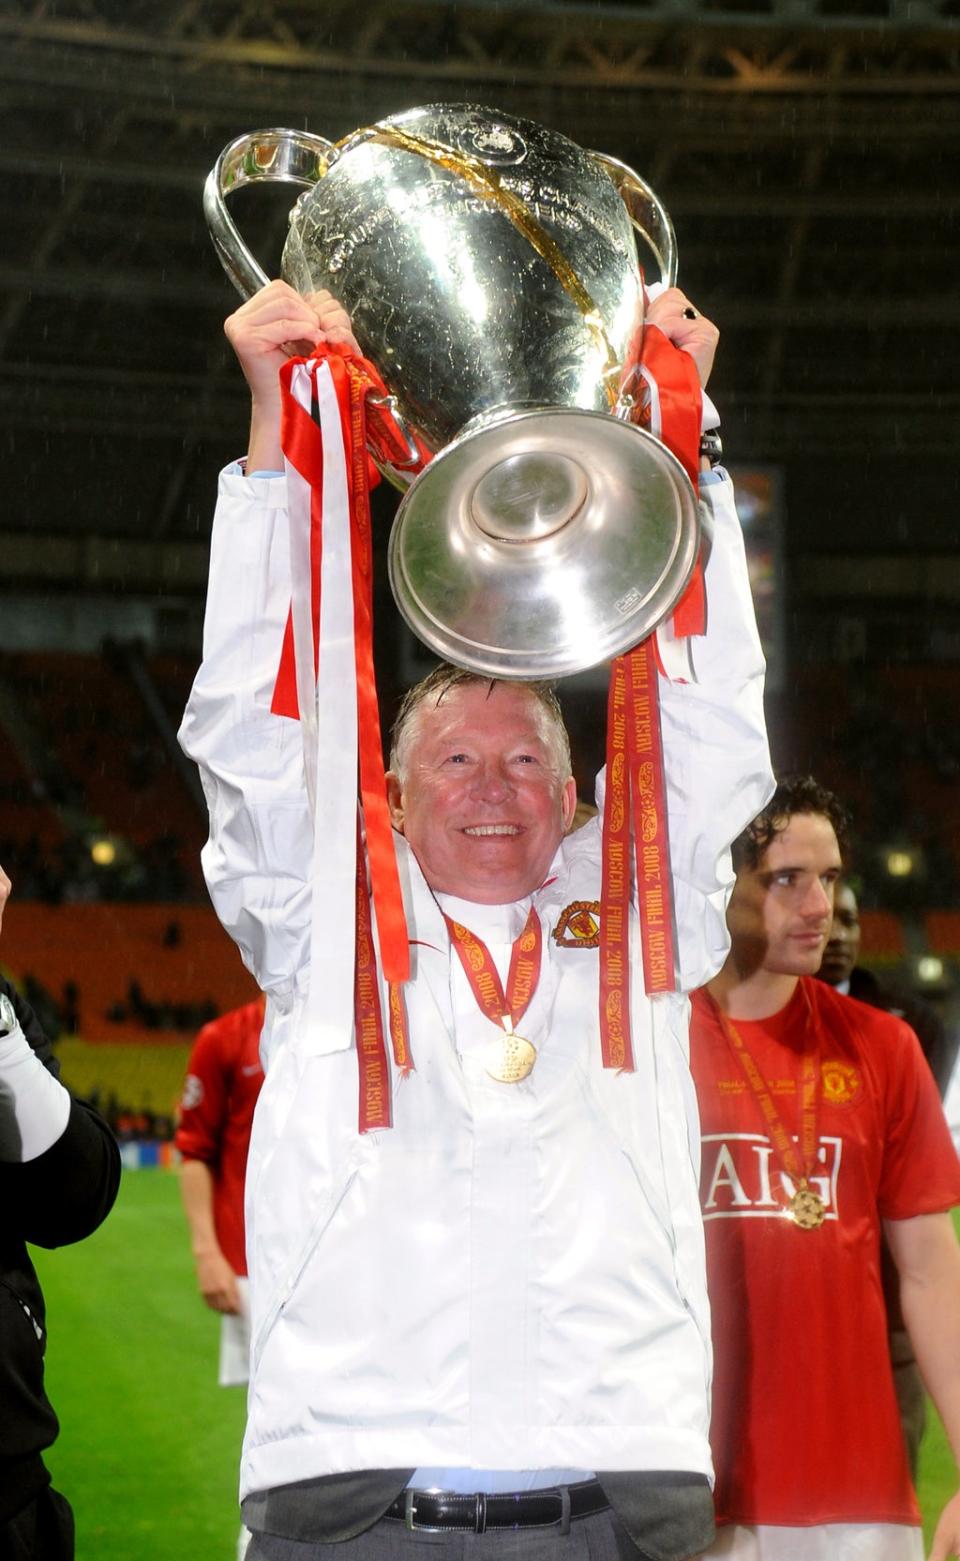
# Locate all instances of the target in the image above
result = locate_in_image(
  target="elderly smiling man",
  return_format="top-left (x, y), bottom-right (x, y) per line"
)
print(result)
top-left (179, 278), bottom-right (772, 1561)
top-left (384, 674), bottom-right (577, 903)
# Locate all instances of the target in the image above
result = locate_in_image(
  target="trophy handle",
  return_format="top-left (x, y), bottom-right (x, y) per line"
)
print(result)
top-left (203, 128), bottom-right (335, 299)
top-left (365, 392), bottom-right (424, 489)
top-left (590, 152), bottom-right (678, 288)
top-left (205, 128), bottom-right (424, 488)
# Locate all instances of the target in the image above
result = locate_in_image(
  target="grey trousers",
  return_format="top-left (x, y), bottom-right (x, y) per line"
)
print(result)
top-left (248, 1509), bottom-right (649, 1561)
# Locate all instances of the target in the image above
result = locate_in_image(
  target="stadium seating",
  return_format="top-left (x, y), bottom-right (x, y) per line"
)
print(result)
top-left (0, 901), bottom-right (257, 1044)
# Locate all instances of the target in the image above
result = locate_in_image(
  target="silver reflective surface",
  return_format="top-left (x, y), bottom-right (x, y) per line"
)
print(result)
top-left (206, 105), bottom-right (694, 677)
top-left (388, 408), bottom-right (699, 680)
top-left (280, 103), bottom-right (655, 458)
top-left (204, 127), bottom-right (335, 299)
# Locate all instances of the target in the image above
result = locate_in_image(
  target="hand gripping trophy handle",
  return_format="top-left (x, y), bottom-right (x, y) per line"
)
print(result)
top-left (590, 152), bottom-right (679, 421)
top-left (203, 127), bottom-right (422, 480)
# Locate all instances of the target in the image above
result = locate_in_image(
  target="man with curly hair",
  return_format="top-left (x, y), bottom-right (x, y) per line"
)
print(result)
top-left (690, 776), bottom-right (960, 1561)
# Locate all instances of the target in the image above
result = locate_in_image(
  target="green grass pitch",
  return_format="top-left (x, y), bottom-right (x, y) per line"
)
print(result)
top-left (33, 1172), bottom-right (956, 1559)
top-left (34, 1170), bottom-right (246, 1560)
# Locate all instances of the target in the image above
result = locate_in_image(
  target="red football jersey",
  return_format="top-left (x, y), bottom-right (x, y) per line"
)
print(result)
top-left (175, 998), bottom-right (265, 1276)
top-left (690, 977), bottom-right (960, 1528)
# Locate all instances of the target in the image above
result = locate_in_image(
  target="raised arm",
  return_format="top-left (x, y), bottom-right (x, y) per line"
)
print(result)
top-left (223, 279), bottom-right (359, 470)
top-left (642, 293), bottom-right (774, 991)
top-left (178, 283), bottom-right (356, 998)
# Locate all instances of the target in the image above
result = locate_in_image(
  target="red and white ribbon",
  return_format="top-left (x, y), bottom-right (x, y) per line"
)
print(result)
top-left (276, 349), bottom-right (412, 1128)
top-left (598, 323), bottom-right (704, 1065)
top-left (282, 355), bottom-right (360, 1058)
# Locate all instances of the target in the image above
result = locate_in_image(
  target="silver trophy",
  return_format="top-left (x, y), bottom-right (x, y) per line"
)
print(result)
top-left (205, 104), bottom-right (699, 678)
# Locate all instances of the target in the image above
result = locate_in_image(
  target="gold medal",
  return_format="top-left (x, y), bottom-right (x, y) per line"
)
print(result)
top-left (789, 1183), bottom-right (826, 1230)
top-left (714, 995), bottom-right (828, 1235)
top-left (484, 1017), bottom-right (537, 1084)
top-left (445, 916), bottom-right (542, 1084)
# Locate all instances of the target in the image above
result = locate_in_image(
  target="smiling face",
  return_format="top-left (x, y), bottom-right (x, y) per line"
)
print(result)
top-left (386, 681), bottom-right (577, 905)
top-left (727, 811), bottom-right (843, 980)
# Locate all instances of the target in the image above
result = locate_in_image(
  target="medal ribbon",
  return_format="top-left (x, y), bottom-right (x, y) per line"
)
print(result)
top-left (636, 320), bottom-right (705, 643)
top-left (445, 908), bottom-right (543, 1036)
top-left (277, 347), bottom-right (410, 990)
top-left (355, 811), bottom-right (413, 1132)
top-left (709, 990), bottom-right (821, 1197)
top-left (598, 639), bottom-right (678, 1071)
top-left (354, 815), bottom-right (392, 1133)
top-left (342, 356), bottom-right (411, 989)
top-left (597, 321), bottom-right (704, 1066)
top-left (599, 658), bottom-right (631, 1069)
top-left (275, 345), bottom-right (411, 1130)
top-left (627, 641), bottom-right (677, 995)
top-left (278, 354), bottom-right (356, 1064)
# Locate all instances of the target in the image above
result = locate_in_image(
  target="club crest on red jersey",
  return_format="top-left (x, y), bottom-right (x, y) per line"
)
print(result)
top-left (821, 1059), bottom-right (861, 1107)
top-left (553, 901), bottom-right (601, 948)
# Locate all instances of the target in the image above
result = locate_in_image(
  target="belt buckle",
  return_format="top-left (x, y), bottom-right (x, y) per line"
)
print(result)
top-left (403, 1489), bottom-right (446, 1534)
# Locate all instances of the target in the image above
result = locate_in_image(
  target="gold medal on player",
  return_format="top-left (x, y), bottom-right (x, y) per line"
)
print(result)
top-left (715, 996), bottom-right (828, 1234)
top-left (445, 912), bottom-right (543, 1085)
top-left (788, 1181), bottom-right (826, 1230)
top-left (484, 1016), bottom-right (537, 1084)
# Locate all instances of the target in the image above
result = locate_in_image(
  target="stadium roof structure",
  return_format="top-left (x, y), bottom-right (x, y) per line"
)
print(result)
top-left (1, 0), bottom-right (958, 585)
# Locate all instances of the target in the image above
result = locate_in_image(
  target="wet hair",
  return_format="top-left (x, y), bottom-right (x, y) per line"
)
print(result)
top-left (732, 774), bottom-right (850, 873)
top-left (388, 664), bottom-right (572, 781)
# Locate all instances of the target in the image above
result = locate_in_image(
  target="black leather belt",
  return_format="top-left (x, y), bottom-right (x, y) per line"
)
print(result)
top-left (385, 1478), bottom-right (609, 1533)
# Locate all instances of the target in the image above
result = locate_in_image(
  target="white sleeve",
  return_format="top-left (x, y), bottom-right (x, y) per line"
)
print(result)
top-left (0, 1024), bottom-right (71, 1163)
top-left (178, 466), bottom-right (312, 1002)
top-left (657, 473), bottom-right (774, 991)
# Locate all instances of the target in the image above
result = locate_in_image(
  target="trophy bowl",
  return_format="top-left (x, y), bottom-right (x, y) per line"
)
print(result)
top-left (205, 104), bottom-right (700, 678)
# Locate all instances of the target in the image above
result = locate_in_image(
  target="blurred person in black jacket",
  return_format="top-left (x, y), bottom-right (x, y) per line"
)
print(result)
top-left (819, 879), bottom-right (957, 1093)
top-left (0, 864), bottom-right (121, 1559)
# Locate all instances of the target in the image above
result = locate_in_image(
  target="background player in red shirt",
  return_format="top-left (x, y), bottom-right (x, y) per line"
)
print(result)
top-left (690, 775), bottom-right (960, 1561)
top-left (176, 997), bottom-right (265, 1327)
top-left (176, 996), bottom-right (265, 1557)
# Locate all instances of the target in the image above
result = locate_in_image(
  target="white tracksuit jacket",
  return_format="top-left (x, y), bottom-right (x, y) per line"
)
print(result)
top-left (179, 465), bottom-right (772, 1501)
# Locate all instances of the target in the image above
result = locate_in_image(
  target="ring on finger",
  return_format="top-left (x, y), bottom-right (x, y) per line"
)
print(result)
top-left (682, 305), bottom-right (699, 320)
